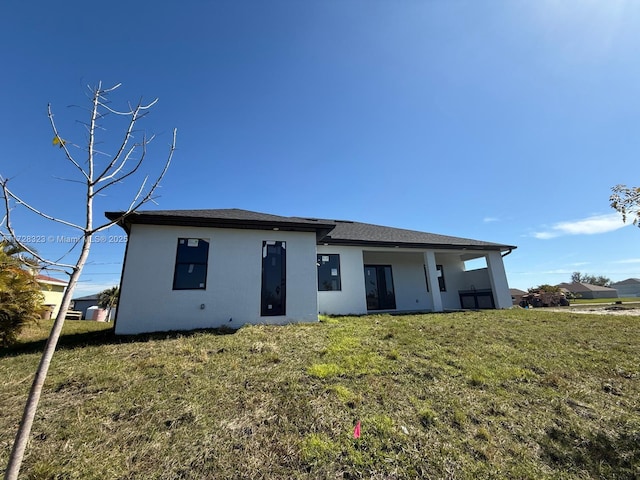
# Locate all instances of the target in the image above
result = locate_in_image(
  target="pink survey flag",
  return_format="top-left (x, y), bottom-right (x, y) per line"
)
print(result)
top-left (353, 421), bottom-right (361, 439)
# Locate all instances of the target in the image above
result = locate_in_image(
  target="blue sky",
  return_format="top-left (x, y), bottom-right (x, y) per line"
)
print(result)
top-left (1, 0), bottom-right (639, 296)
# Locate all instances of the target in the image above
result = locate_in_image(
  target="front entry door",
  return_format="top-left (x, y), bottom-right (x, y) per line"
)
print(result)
top-left (261, 241), bottom-right (286, 316)
top-left (364, 265), bottom-right (396, 310)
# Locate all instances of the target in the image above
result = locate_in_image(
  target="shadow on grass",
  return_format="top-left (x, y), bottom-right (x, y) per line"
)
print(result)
top-left (540, 425), bottom-right (640, 477)
top-left (0, 326), bottom-right (238, 359)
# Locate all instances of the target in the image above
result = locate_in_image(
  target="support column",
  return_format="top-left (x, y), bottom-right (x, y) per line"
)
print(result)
top-left (424, 251), bottom-right (443, 312)
top-left (486, 251), bottom-right (512, 309)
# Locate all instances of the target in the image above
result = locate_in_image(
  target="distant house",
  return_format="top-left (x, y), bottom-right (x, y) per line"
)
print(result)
top-left (36, 274), bottom-right (68, 319)
top-left (106, 208), bottom-right (516, 335)
top-left (610, 278), bottom-right (640, 297)
top-left (509, 288), bottom-right (527, 306)
top-left (556, 282), bottom-right (618, 300)
top-left (71, 293), bottom-right (101, 319)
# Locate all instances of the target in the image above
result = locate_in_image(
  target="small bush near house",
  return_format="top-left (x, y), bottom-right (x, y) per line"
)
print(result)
top-left (0, 241), bottom-right (44, 347)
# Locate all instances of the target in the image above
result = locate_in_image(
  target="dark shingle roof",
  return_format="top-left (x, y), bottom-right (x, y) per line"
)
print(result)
top-left (72, 293), bottom-right (101, 301)
top-left (106, 209), bottom-right (336, 237)
top-left (106, 209), bottom-right (515, 252)
top-left (307, 219), bottom-right (513, 250)
top-left (108, 208), bottom-right (329, 225)
top-left (610, 278), bottom-right (640, 286)
top-left (132, 209), bottom-right (323, 224)
top-left (557, 282), bottom-right (618, 292)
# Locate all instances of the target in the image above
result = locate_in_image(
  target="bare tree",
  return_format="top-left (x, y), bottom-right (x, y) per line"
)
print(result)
top-left (1, 82), bottom-right (176, 480)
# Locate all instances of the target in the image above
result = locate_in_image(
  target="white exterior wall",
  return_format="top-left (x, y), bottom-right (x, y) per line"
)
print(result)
top-left (423, 251), bottom-right (443, 311)
top-left (116, 222), bottom-right (514, 333)
top-left (115, 224), bottom-right (319, 334)
top-left (486, 251), bottom-right (513, 308)
top-left (461, 267), bottom-right (492, 290)
top-left (433, 254), bottom-right (465, 309)
top-left (434, 253), bottom-right (509, 309)
top-left (317, 248), bottom-right (511, 314)
top-left (318, 247), bottom-right (474, 314)
top-left (317, 246), bottom-right (368, 315)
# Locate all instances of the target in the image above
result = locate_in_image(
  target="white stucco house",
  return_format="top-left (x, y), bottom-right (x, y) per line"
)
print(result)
top-left (106, 209), bottom-right (516, 335)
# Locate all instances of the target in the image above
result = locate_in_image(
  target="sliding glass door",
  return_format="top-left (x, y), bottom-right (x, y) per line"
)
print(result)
top-left (364, 265), bottom-right (396, 310)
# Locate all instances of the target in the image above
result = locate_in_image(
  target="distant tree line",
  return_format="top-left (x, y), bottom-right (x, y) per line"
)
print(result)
top-left (528, 284), bottom-right (560, 293)
top-left (571, 272), bottom-right (611, 287)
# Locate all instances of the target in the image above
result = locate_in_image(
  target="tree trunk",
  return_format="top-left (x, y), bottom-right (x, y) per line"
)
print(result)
top-left (3, 236), bottom-right (91, 480)
top-left (2, 82), bottom-right (174, 479)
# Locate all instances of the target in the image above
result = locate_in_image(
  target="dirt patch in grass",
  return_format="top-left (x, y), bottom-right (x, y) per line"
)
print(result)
top-left (546, 305), bottom-right (640, 315)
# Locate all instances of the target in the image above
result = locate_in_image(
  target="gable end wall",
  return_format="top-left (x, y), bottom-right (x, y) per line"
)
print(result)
top-left (116, 224), bottom-right (319, 334)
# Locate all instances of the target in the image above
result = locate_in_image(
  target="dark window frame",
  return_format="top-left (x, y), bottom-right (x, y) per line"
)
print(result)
top-left (173, 238), bottom-right (209, 290)
top-left (261, 241), bottom-right (286, 316)
top-left (437, 264), bottom-right (446, 292)
top-left (424, 265), bottom-right (429, 292)
top-left (364, 264), bottom-right (396, 311)
top-left (317, 254), bottom-right (342, 291)
top-left (424, 264), bottom-right (446, 292)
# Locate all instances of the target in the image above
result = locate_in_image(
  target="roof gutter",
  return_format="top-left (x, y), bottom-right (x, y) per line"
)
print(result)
top-left (320, 238), bottom-right (516, 252)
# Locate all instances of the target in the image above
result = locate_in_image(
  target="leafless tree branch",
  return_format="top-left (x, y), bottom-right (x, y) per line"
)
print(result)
top-left (93, 127), bottom-right (176, 234)
top-left (99, 96), bottom-right (158, 116)
top-left (2, 83), bottom-right (176, 480)
top-left (93, 103), bottom-right (142, 181)
top-left (51, 176), bottom-right (86, 185)
top-left (47, 105), bottom-right (89, 181)
top-left (0, 180), bottom-right (76, 270)
top-left (93, 135), bottom-right (155, 197)
top-left (1, 178), bottom-right (83, 230)
top-left (95, 144), bottom-right (138, 184)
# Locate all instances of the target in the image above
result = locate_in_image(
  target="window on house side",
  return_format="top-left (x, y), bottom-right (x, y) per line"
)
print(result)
top-left (317, 254), bottom-right (341, 291)
top-left (173, 238), bottom-right (209, 290)
top-left (424, 264), bottom-right (446, 292)
top-left (437, 264), bottom-right (446, 292)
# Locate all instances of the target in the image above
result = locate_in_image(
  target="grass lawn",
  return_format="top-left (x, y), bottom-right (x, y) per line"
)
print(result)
top-left (1, 311), bottom-right (639, 479)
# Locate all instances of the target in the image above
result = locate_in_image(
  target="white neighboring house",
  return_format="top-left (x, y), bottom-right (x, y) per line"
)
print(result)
top-left (36, 274), bottom-right (68, 319)
top-left (106, 209), bottom-right (516, 335)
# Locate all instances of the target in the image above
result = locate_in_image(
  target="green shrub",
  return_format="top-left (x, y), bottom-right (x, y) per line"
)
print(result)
top-left (0, 242), bottom-right (44, 347)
